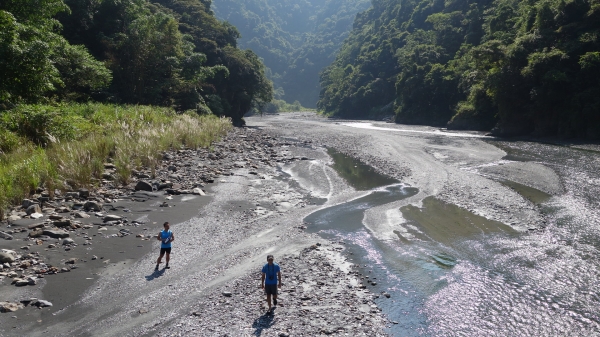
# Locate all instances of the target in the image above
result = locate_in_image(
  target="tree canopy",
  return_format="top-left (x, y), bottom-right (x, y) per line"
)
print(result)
top-left (0, 0), bottom-right (273, 125)
top-left (318, 0), bottom-right (600, 139)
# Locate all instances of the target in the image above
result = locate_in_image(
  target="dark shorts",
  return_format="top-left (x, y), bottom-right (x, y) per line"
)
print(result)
top-left (264, 284), bottom-right (278, 296)
top-left (160, 247), bottom-right (171, 254)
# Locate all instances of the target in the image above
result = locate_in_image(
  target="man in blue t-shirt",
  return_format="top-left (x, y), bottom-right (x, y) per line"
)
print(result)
top-left (155, 222), bottom-right (175, 271)
top-left (261, 254), bottom-right (282, 313)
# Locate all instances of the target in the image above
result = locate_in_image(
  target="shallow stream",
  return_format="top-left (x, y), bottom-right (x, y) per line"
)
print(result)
top-left (305, 143), bottom-right (600, 336)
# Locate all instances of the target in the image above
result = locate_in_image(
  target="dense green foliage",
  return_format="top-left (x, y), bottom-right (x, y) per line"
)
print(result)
top-left (0, 0), bottom-right (273, 125)
top-left (213, 0), bottom-right (370, 107)
top-left (0, 103), bottom-right (231, 218)
top-left (0, 0), bottom-right (111, 106)
top-left (319, 0), bottom-right (600, 138)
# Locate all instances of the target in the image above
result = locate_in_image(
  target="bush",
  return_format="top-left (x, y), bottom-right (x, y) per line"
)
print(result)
top-left (0, 103), bottom-right (232, 218)
top-left (0, 129), bottom-right (21, 154)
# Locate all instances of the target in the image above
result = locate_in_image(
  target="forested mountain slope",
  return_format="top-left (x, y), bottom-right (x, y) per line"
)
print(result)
top-left (212, 0), bottom-right (370, 107)
top-left (1, 0), bottom-right (272, 125)
top-left (318, 0), bottom-right (600, 139)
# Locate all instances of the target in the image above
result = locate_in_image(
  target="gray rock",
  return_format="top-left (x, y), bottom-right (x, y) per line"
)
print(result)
top-left (78, 189), bottom-right (90, 198)
top-left (84, 201), bottom-right (103, 212)
top-left (43, 229), bottom-right (70, 239)
top-left (74, 211), bottom-right (90, 219)
top-left (28, 223), bottom-right (44, 230)
top-left (0, 232), bottom-right (13, 240)
top-left (29, 229), bottom-right (44, 238)
top-left (0, 252), bottom-right (15, 263)
top-left (103, 215), bottom-right (122, 222)
top-left (26, 204), bottom-right (42, 215)
top-left (65, 192), bottom-right (79, 199)
top-left (222, 291), bottom-right (232, 297)
top-left (135, 181), bottom-right (153, 192)
top-left (53, 219), bottom-right (72, 227)
top-left (65, 258), bottom-right (77, 264)
top-left (62, 238), bottom-right (75, 245)
top-left (34, 300), bottom-right (52, 308)
top-left (14, 279), bottom-right (30, 287)
top-left (22, 199), bottom-right (35, 209)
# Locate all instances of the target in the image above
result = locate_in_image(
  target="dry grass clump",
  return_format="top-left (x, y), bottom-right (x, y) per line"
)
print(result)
top-left (0, 104), bottom-right (232, 219)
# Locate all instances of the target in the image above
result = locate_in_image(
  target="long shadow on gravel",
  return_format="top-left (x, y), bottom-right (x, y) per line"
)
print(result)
top-left (252, 310), bottom-right (276, 336)
top-left (145, 268), bottom-right (166, 281)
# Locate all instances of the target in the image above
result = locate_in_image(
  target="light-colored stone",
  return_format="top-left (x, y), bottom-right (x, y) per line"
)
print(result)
top-left (192, 188), bottom-right (206, 196)
top-left (74, 211), bottom-right (90, 219)
top-left (0, 252), bottom-right (15, 263)
top-left (7, 215), bottom-right (21, 221)
top-left (103, 215), bottom-right (122, 222)
top-left (30, 213), bottom-right (44, 219)
top-left (0, 302), bottom-right (23, 312)
top-left (62, 238), bottom-right (75, 245)
top-left (35, 300), bottom-right (52, 308)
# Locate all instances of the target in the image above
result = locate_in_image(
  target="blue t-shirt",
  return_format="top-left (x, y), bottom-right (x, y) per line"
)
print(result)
top-left (262, 263), bottom-right (280, 285)
top-left (160, 229), bottom-right (173, 248)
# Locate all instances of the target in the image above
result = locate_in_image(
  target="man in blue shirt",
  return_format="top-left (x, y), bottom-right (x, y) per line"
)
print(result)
top-left (155, 222), bottom-right (175, 271)
top-left (261, 254), bottom-right (282, 313)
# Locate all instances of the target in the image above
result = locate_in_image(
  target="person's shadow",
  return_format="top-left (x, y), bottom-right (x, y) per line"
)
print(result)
top-left (145, 268), bottom-right (166, 281)
top-left (252, 308), bottom-right (276, 336)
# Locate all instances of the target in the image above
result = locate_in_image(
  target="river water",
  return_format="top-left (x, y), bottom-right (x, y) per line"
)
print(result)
top-left (305, 142), bottom-right (600, 336)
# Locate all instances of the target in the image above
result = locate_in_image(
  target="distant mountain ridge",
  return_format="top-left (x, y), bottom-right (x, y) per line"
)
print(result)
top-left (212, 0), bottom-right (370, 107)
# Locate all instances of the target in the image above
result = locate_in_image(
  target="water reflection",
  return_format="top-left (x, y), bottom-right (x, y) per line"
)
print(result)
top-left (307, 141), bottom-right (600, 336)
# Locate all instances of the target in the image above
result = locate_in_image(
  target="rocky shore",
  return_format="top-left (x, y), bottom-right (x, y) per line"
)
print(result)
top-left (169, 243), bottom-right (389, 336)
top-left (0, 120), bottom-right (393, 336)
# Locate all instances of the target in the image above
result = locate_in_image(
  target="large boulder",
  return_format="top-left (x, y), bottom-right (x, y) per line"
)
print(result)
top-left (135, 180), bottom-right (153, 192)
top-left (0, 252), bottom-right (15, 263)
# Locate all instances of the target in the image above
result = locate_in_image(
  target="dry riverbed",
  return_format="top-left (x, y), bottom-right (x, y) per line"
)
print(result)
top-left (0, 121), bottom-right (391, 336)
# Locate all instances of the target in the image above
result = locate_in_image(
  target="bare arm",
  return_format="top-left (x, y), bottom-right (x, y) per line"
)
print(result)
top-left (156, 232), bottom-right (161, 241)
top-left (170, 233), bottom-right (175, 243)
top-left (261, 272), bottom-right (265, 289)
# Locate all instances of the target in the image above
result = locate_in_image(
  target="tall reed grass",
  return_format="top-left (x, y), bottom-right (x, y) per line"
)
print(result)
top-left (0, 104), bottom-right (231, 219)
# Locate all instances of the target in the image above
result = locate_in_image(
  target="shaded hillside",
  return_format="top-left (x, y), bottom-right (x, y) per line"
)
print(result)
top-left (213, 0), bottom-right (370, 107)
top-left (318, 0), bottom-right (600, 139)
top-left (1, 0), bottom-right (273, 125)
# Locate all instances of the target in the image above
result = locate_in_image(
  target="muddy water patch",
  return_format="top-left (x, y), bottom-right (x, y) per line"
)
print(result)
top-left (327, 148), bottom-right (398, 190)
top-left (399, 197), bottom-right (516, 245)
top-left (498, 179), bottom-right (552, 205)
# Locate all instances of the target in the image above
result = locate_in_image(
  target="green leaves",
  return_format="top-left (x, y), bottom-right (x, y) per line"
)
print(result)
top-left (319, 0), bottom-right (600, 138)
